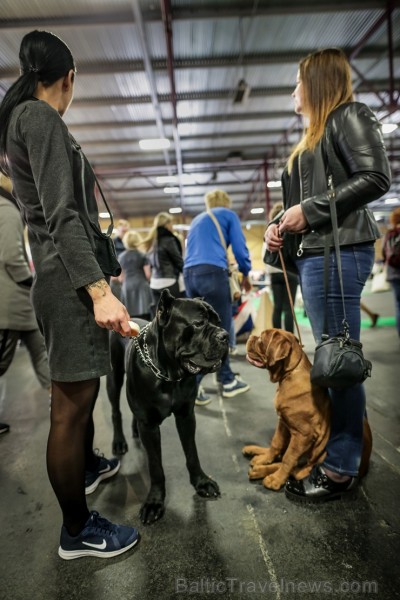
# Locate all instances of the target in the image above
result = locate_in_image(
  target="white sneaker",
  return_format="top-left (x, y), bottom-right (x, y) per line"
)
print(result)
top-left (222, 377), bottom-right (250, 398)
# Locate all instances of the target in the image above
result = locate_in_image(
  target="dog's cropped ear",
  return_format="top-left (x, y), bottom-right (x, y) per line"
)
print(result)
top-left (262, 329), bottom-right (292, 367)
top-left (157, 289), bottom-right (175, 327)
top-left (201, 301), bottom-right (221, 325)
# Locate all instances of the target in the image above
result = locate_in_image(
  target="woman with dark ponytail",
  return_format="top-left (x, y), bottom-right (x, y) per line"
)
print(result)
top-left (0, 31), bottom-right (140, 559)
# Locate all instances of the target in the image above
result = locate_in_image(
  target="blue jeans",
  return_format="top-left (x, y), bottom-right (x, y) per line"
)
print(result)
top-left (184, 264), bottom-right (234, 385)
top-left (296, 243), bottom-right (375, 476)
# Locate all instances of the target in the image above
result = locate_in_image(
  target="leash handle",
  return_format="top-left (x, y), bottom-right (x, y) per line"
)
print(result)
top-left (278, 248), bottom-right (303, 347)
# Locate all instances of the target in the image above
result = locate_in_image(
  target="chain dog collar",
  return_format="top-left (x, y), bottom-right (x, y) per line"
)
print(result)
top-left (133, 323), bottom-right (182, 382)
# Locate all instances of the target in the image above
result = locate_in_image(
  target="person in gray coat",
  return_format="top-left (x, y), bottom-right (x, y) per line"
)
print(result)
top-left (0, 30), bottom-right (139, 559)
top-left (118, 230), bottom-right (153, 320)
top-left (0, 175), bottom-right (51, 434)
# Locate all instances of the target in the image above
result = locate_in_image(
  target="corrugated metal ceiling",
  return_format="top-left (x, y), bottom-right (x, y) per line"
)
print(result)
top-left (0, 0), bottom-right (399, 220)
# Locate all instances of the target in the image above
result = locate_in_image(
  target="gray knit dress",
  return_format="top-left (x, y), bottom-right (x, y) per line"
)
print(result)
top-left (6, 98), bottom-right (112, 382)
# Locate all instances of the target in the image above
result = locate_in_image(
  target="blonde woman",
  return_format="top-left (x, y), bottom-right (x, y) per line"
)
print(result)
top-left (265, 48), bottom-right (391, 503)
top-left (118, 230), bottom-right (153, 320)
top-left (184, 189), bottom-right (252, 402)
top-left (144, 212), bottom-right (184, 311)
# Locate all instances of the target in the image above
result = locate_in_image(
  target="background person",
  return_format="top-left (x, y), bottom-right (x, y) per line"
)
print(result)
top-left (118, 229), bottom-right (153, 320)
top-left (143, 212), bottom-right (184, 313)
top-left (0, 174), bottom-right (51, 433)
top-left (264, 48), bottom-right (391, 502)
top-left (382, 207), bottom-right (400, 337)
top-left (266, 202), bottom-right (299, 332)
top-left (184, 189), bottom-right (252, 402)
top-left (110, 218), bottom-right (130, 300)
top-left (0, 30), bottom-right (139, 559)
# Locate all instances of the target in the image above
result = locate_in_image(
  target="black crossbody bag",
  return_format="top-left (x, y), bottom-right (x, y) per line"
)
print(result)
top-left (310, 175), bottom-right (372, 389)
top-left (73, 139), bottom-right (121, 277)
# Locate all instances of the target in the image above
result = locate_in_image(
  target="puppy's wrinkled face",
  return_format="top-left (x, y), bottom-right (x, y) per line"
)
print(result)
top-left (157, 290), bottom-right (229, 375)
top-left (246, 329), bottom-right (298, 382)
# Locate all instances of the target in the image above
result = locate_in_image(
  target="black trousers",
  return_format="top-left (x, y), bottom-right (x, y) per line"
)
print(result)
top-left (270, 272), bottom-right (299, 333)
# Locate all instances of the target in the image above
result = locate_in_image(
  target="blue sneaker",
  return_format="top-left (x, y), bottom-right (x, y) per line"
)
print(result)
top-left (85, 455), bottom-right (120, 495)
top-left (58, 511), bottom-right (140, 560)
top-left (195, 385), bottom-right (212, 406)
top-left (222, 377), bottom-right (250, 398)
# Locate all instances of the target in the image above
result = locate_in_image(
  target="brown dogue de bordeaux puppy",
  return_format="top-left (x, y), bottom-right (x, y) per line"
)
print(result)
top-left (242, 329), bottom-right (372, 491)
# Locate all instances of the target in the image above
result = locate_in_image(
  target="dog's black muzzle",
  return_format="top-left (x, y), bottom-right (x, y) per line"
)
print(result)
top-left (179, 327), bottom-right (229, 375)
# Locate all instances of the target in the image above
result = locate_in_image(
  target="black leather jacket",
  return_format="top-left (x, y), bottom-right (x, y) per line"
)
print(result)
top-left (149, 227), bottom-right (183, 280)
top-left (281, 102), bottom-right (391, 255)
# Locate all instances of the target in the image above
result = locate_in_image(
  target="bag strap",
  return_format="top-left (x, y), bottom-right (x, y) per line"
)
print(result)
top-left (322, 154), bottom-right (349, 338)
top-left (72, 137), bottom-right (114, 239)
top-left (278, 248), bottom-right (303, 347)
top-left (207, 209), bottom-right (229, 267)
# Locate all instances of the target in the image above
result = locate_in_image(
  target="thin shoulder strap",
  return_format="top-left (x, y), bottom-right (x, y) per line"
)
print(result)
top-left (71, 137), bottom-right (114, 239)
top-left (207, 209), bottom-right (229, 266)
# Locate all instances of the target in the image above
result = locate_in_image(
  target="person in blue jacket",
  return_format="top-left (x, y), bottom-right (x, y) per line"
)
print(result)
top-left (184, 189), bottom-right (252, 403)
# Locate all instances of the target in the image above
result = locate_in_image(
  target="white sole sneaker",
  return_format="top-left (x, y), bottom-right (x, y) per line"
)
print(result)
top-left (85, 460), bottom-right (121, 495)
top-left (58, 536), bottom-right (139, 560)
top-left (222, 383), bottom-right (250, 398)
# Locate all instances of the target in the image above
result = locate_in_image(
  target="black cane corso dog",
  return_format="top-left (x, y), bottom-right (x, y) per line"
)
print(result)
top-left (107, 289), bottom-right (229, 525)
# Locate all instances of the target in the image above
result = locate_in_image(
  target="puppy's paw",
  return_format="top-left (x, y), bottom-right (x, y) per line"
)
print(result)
top-left (193, 475), bottom-right (220, 498)
top-left (250, 450), bottom-right (276, 466)
top-left (249, 463), bottom-right (279, 480)
top-left (242, 445), bottom-right (268, 457)
top-left (262, 473), bottom-right (286, 491)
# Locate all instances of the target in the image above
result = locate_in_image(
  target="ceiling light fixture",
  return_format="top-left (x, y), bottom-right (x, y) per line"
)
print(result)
top-left (139, 138), bottom-right (171, 150)
top-left (169, 207), bottom-right (182, 214)
top-left (99, 212), bottom-right (111, 219)
top-left (250, 207), bottom-right (265, 214)
top-left (233, 79), bottom-right (251, 104)
top-left (381, 123), bottom-right (398, 134)
top-left (164, 186), bottom-right (179, 194)
top-left (267, 181), bottom-right (282, 188)
top-left (385, 197), bottom-right (399, 204)
top-left (156, 175), bottom-right (178, 184)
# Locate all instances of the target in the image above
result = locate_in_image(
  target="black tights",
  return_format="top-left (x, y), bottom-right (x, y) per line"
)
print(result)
top-left (47, 378), bottom-right (100, 536)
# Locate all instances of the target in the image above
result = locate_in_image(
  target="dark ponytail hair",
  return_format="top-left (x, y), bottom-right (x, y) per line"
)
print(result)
top-left (0, 30), bottom-right (75, 175)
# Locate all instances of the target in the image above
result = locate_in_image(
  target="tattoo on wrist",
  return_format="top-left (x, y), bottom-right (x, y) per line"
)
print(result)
top-left (85, 278), bottom-right (108, 296)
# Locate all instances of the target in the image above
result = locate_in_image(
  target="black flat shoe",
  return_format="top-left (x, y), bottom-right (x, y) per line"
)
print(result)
top-left (285, 465), bottom-right (358, 504)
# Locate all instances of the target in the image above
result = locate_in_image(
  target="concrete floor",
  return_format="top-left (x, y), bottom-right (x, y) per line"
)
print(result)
top-left (1, 289), bottom-right (399, 600)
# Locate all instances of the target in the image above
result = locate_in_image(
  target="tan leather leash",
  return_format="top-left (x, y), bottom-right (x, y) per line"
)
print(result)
top-left (278, 248), bottom-right (303, 347)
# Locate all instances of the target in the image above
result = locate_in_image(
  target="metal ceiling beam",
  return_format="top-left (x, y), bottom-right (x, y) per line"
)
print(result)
top-left (160, 0), bottom-right (185, 213)
top-left (170, 2), bottom-right (391, 20)
top-left (0, 3), bottom-right (389, 30)
top-left (64, 81), bottom-right (399, 108)
top-left (130, 0), bottom-right (172, 173)
top-left (79, 129), bottom-right (292, 147)
top-left (0, 47), bottom-right (390, 79)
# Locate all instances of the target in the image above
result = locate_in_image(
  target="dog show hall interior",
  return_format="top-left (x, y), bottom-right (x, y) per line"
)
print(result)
top-left (1, 1), bottom-right (400, 599)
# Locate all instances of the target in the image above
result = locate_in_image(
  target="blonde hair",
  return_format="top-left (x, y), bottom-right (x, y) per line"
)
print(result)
top-left (288, 48), bottom-right (353, 173)
top-left (0, 173), bottom-right (12, 193)
top-left (269, 202), bottom-right (283, 221)
top-left (390, 207), bottom-right (400, 227)
top-left (142, 212), bottom-right (173, 250)
top-left (205, 189), bottom-right (232, 209)
top-left (122, 230), bottom-right (142, 250)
